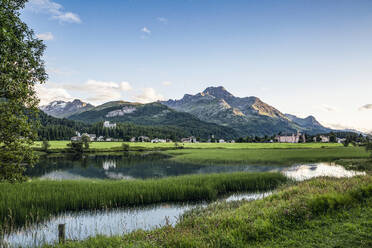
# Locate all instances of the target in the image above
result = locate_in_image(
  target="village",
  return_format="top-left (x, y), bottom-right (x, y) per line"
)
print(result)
top-left (69, 121), bottom-right (345, 144)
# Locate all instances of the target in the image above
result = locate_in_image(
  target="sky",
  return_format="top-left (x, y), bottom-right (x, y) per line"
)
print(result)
top-left (22, 0), bottom-right (372, 132)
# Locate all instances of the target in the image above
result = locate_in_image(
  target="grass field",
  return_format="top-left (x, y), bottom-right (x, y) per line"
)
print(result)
top-left (165, 147), bottom-right (370, 165)
top-left (32, 141), bottom-right (343, 150)
top-left (46, 175), bottom-right (372, 248)
top-left (0, 172), bottom-right (286, 233)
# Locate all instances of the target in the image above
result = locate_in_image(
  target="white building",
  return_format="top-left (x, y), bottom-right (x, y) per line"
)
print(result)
top-left (275, 132), bottom-right (305, 143)
top-left (219, 139), bottom-right (226, 143)
top-left (103, 121), bottom-right (117, 128)
top-left (320, 135), bottom-right (330, 143)
top-left (181, 136), bottom-right (197, 143)
top-left (82, 133), bottom-right (96, 141)
top-left (151, 138), bottom-right (167, 143)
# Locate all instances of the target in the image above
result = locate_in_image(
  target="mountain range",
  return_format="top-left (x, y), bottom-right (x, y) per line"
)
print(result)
top-left (40, 86), bottom-right (333, 137)
top-left (40, 99), bottom-right (94, 118)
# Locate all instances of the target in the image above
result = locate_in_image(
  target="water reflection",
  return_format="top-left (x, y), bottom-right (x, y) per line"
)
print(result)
top-left (3, 193), bottom-right (267, 248)
top-left (283, 163), bottom-right (366, 181)
top-left (27, 153), bottom-right (283, 180)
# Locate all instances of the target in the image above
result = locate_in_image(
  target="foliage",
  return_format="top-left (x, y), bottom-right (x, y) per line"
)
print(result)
top-left (121, 143), bottom-right (130, 152)
top-left (81, 135), bottom-right (90, 149)
top-left (41, 140), bottom-right (51, 152)
top-left (343, 137), bottom-right (351, 147)
top-left (366, 141), bottom-right (372, 157)
top-left (67, 141), bottom-right (84, 153)
top-left (44, 176), bottom-right (372, 248)
top-left (174, 142), bottom-right (184, 149)
top-left (0, 0), bottom-right (47, 182)
top-left (0, 172), bottom-right (286, 232)
top-left (36, 111), bottom-right (90, 140)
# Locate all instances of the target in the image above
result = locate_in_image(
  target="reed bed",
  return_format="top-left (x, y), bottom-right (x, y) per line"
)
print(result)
top-left (46, 176), bottom-right (372, 248)
top-left (0, 172), bottom-right (286, 233)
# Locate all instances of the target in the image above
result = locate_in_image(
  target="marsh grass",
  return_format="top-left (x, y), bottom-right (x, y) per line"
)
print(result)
top-left (46, 176), bottom-right (372, 248)
top-left (0, 172), bottom-right (286, 233)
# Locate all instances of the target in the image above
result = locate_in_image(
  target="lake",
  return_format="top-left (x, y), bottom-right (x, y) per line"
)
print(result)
top-left (26, 153), bottom-right (285, 180)
top-left (4, 153), bottom-right (364, 247)
top-left (27, 153), bottom-right (364, 181)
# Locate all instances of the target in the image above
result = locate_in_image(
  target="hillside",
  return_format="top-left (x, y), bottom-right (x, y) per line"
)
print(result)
top-left (68, 101), bottom-right (239, 139)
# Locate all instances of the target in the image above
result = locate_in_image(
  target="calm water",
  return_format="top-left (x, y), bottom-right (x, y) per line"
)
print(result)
top-left (26, 153), bottom-right (285, 180)
top-left (3, 193), bottom-right (268, 248)
top-left (4, 153), bottom-right (365, 247)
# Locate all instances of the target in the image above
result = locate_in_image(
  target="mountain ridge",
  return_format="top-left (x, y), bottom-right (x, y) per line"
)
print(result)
top-left (40, 99), bottom-right (94, 118)
top-left (162, 86), bottom-right (331, 136)
top-left (40, 86), bottom-right (336, 136)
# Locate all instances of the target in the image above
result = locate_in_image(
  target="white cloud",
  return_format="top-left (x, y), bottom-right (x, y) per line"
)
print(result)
top-left (35, 84), bottom-right (73, 105)
top-left (319, 104), bottom-right (337, 112)
top-left (141, 27), bottom-right (151, 34)
top-left (27, 0), bottom-right (81, 24)
top-left (162, 81), bottom-right (172, 86)
top-left (359, 104), bottom-right (372, 111)
top-left (120, 82), bottom-right (132, 91)
top-left (62, 80), bottom-right (133, 105)
top-left (133, 88), bottom-right (164, 103)
top-left (36, 32), bottom-right (54, 41)
top-left (157, 17), bottom-right (168, 24)
top-left (36, 80), bottom-right (166, 106)
top-left (52, 12), bottom-right (81, 23)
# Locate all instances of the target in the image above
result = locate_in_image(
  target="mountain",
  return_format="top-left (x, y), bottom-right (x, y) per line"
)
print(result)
top-left (40, 99), bottom-right (94, 118)
top-left (285, 114), bottom-right (332, 134)
top-left (68, 101), bottom-right (239, 139)
top-left (162, 86), bottom-right (330, 136)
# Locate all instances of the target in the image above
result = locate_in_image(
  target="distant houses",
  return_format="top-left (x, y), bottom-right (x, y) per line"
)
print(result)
top-left (181, 136), bottom-right (197, 143)
top-left (70, 133), bottom-right (96, 141)
top-left (313, 135), bottom-right (330, 143)
top-left (137, 136), bottom-right (151, 142)
top-left (151, 138), bottom-right (167, 143)
top-left (275, 132), bottom-right (306, 143)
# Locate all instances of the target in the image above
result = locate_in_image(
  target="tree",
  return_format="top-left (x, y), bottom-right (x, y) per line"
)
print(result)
top-left (366, 141), bottom-right (372, 157)
top-left (343, 138), bottom-right (351, 147)
top-left (67, 141), bottom-right (84, 153)
top-left (122, 143), bottom-right (130, 152)
top-left (81, 135), bottom-right (90, 149)
top-left (42, 140), bottom-right (51, 152)
top-left (0, 0), bottom-right (47, 182)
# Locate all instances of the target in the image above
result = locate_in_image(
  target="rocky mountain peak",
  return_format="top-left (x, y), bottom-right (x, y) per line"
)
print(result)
top-left (202, 86), bottom-right (234, 99)
top-left (40, 99), bottom-right (94, 118)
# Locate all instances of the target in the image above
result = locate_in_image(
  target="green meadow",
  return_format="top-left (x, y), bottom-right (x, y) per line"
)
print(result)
top-left (32, 141), bottom-right (343, 151)
top-left (0, 172), bottom-right (286, 233)
top-left (165, 147), bottom-right (370, 165)
top-left (46, 175), bottom-right (372, 248)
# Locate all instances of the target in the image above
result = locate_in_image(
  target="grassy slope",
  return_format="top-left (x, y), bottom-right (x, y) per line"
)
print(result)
top-left (47, 176), bottom-right (372, 248)
top-left (0, 172), bottom-right (286, 232)
top-left (165, 147), bottom-right (370, 165)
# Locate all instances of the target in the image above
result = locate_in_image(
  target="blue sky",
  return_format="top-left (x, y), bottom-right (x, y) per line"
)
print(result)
top-left (23, 0), bottom-right (372, 132)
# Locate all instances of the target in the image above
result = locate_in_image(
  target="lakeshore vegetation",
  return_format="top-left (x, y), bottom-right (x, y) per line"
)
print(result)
top-left (0, 172), bottom-right (287, 233)
top-left (45, 175), bottom-right (372, 248)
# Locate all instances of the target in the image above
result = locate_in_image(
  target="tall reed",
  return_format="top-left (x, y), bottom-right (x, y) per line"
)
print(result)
top-left (0, 172), bottom-right (287, 232)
